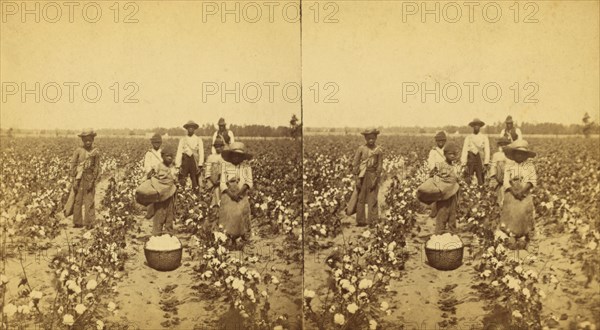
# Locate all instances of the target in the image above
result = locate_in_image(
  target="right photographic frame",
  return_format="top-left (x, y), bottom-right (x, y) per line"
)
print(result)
top-left (301, 1), bottom-right (600, 329)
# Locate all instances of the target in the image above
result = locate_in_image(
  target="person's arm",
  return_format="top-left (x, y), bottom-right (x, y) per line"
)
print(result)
top-left (229, 130), bottom-right (235, 144)
top-left (516, 128), bottom-right (522, 140)
top-left (70, 149), bottom-right (79, 178)
top-left (143, 152), bottom-right (153, 175)
top-left (211, 132), bottom-right (217, 154)
top-left (460, 137), bottom-right (469, 165)
top-left (220, 163), bottom-right (228, 193)
top-left (427, 150), bottom-right (437, 171)
top-left (93, 150), bottom-right (101, 185)
top-left (352, 147), bottom-right (362, 177)
top-left (197, 137), bottom-right (204, 167)
top-left (484, 136), bottom-right (490, 165)
top-left (175, 139), bottom-right (183, 168)
top-left (237, 165), bottom-right (253, 198)
top-left (499, 129), bottom-right (505, 137)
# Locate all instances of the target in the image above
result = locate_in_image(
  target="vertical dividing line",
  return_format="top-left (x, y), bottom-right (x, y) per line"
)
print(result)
top-left (299, 0), bottom-right (305, 327)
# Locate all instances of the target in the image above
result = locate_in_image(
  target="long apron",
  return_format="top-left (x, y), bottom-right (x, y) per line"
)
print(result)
top-left (218, 182), bottom-right (251, 239)
top-left (500, 192), bottom-right (534, 238)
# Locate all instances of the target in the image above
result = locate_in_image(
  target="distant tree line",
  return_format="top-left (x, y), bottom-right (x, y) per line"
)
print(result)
top-left (306, 121), bottom-right (599, 135)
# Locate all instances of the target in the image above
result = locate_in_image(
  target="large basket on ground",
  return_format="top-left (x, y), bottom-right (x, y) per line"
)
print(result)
top-left (144, 239), bottom-right (183, 272)
top-left (425, 242), bottom-right (464, 271)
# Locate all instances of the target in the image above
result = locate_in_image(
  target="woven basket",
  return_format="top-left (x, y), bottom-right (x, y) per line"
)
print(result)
top-left (425, 243), bottom-right (464, 271)
top-left (144, 240), bottom-right (183, 272)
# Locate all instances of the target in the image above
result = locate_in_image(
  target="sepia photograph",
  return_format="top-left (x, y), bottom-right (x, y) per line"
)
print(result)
top-left (1, 0), bottom-right (599, 329)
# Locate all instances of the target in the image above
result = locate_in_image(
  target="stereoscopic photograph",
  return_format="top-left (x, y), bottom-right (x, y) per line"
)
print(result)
top-left (1, 0), bottom-right (599, 330)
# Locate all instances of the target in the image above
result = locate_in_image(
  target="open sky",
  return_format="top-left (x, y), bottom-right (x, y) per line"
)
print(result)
top-left (1, 1), bottom-right (598, 129)
top-left (1, 1), bottom-right (301, 130)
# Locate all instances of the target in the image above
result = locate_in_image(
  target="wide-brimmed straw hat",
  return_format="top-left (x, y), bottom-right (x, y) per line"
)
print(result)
top-left (505, 115), bottom-right (514, 124)
top-left (503, 140), bottom-right (536, 158)
top-left (218, 118), bottom-right (226, 125)
top-left (183, 120), bottom-right (199, 130)
top-left (435, 131), bottom-right (447, 141)
top-left (150, 133), bottom-right (162, 143)
top-left (213, 137), bottom-right (225, 147)
top-left (222, 142), bottom-right (253, 162)
top-left (496, 137), bottom-right (511, 146)
top-left (78, 129), bottom-right (97, 138)
top-left (161, 144), bottom-right (176, 156)
top-left (360, 128), bottom-right (380, 136)
top-left (468, 118), bottom-right (485, 127)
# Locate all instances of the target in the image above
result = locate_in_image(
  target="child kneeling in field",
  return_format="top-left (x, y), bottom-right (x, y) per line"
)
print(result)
top-left (499, 140), bottom-right (537, 240)
top-left (431, 142), bottom-right (461, 234)
top-left (149, 145), bottom-right (178, 236)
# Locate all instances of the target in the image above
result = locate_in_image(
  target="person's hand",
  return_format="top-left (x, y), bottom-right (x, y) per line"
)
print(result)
top-left (146, 169), bottom-right (155, 179)
top-left (370, 177), bottom-right (379, 191)
top-left (72, 178), bottom-right (80, 192)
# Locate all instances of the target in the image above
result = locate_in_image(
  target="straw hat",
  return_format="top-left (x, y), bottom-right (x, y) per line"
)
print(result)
top-left (218, 118), bottom-right (226, 125)
top-left (435, 131), bottom-right (447, 141)
top-left (503, 140), bottom-right (536, 158)
top-left (360, 128), bottom-right (380, 136)
top-left (505, 115), bottom-right (514, 124)
top-left (496, 137), bottom-right (511, 146)
top-left (183, 120), bottom-right (199, 130)
top-left (468, 118), bottom-right (485, 127)
top-left (213, 137), bottom-right (225, 147)
top-left (78, 129), bottom-right (97, 138)
top-left (150, 133), bottom-right (162, 143)
top-left (222, 142), bottom-right (253, 162)
top-left (161, 144), bottom-right (176, 156)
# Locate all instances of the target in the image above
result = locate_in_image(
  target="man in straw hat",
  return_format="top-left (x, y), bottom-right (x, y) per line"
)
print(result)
top-left (352, 128), bottom-right (384, 226)
top-left (461, 118), bottom-right (490, 185)
top-left (144, 133), bottom-right (163, 179)
top-left (499, 115), bottom-right (522, 143)
top-left (427, 131), bottom-right (448, 175)
top-left (212, 117), bottom-right (235, 154)
top-left (499, 139), bottom-right (537, 240)
top-left (488, 136), bottom-right (512, 206)
top-left (219, 142), bottom-right (253, 243)
top-left (69, 129), bottom-right (101, 228)
top-left (175, 120), bottom-right (205, 193)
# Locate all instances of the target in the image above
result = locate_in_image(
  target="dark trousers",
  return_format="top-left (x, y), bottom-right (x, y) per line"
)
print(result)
top-left (465, 152), bottom-right (485, 185)
top-left (356, 171), bottom-right (379, 225)
top-left (434, 194), bottom-right (457, 234)
top-left (179, 154), bottom-right (199, 190)
top-left (73, 175), bottom-right (95, 228)
top-left (152, 195), bottom-right (175, 236)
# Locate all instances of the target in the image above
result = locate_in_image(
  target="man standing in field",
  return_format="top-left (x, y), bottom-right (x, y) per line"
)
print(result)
top-left (461, 118), bottom-right (490, 185)
top-left (70, 129), bottom-right (101, 228)
top-left (352, 128), bottom-right (384, 226)
top-left (499, 116), bottom-right (522, 142)
top-left (176, 120), bottom-right (204, 193)
top-left (212, 118), bottom-right (235, 154)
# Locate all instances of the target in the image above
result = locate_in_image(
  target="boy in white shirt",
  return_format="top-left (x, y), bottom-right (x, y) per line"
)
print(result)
top-left (176, 120), bottom-right (204, 193)
top-left (461, 118), bottom-right (490, 185)
top-left (427, 131), bottom-right (447, 176)
top-left (144, 133), bottom-right (163, 178)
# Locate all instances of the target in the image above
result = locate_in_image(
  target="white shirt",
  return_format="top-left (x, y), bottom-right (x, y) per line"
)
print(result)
top-left (461, 133), bottom-right (490, 165)
top-left (211, 130), bottom-right (235, 154)
top-left (143, 148), bottom-right (162, 175)
top-left (175, 135), bottom-right (204, 167)
top-left (500, 127), bottom-right (523, 142)
top-left (427, 147), bottom-right (446, 171)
